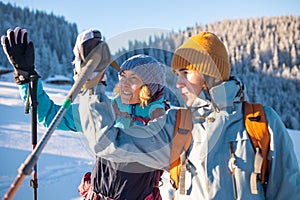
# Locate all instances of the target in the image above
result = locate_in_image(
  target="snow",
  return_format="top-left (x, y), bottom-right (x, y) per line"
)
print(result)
top-left (0, 75), bottom-right (299, 200)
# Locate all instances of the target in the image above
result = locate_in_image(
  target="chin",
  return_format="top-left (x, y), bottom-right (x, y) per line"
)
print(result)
top-left (181, 95), bottom-right (188, 102)
top-left (121, 98), bottom-right (136, 105)
top-left (121, 98), bottom-right (130, 104)
top-left (120, 95), bottom-right (139, 105)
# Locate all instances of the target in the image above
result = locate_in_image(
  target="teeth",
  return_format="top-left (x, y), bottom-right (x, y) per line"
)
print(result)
top-left (122, 91), bottom-right (131, 95)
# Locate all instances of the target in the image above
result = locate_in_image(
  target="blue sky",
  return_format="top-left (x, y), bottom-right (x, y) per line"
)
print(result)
top-left (2, 0), bottom-right (300, 52)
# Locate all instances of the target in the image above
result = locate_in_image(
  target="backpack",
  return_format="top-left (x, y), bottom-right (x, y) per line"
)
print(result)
top-left (169, 102), bottom-right (270, 195)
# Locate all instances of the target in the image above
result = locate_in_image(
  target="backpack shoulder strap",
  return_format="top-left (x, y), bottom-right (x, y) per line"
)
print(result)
top-left (243, 102), bottom-right (270, 194)
top-left (169, 108), bottom-right (193, 192)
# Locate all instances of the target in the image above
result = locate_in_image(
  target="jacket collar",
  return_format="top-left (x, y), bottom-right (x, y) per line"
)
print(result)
top-left (189, 76), bottom-right (245, 113)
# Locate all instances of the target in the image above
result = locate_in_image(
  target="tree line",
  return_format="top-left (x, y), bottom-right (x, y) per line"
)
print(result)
top-left (0, 2), bottom-right (299, 129)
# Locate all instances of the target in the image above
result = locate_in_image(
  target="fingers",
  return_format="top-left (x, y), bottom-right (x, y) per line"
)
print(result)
top-left (14, 27), bottom-right (22, 44)
top-left (1, 35), bottom-right (7, 47)
top-left (10, 26), bottom-right (22, 45)
top-left (1, 35), bottom-right (11, 55)
top-left (4, 37), bottom-right (11, 51)
top-left (14, 27), bottom-right (28, 44)
top-left (5, 27), bottom-right (28, 47)
top-left (9, 30), bottom-right (16, 47)
top-left (6, 28), bottom-right (13, 47)
top-left (23, 31), bottom-right (28, 44)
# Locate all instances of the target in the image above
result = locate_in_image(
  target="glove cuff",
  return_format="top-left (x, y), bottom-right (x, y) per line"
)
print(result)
top-left (14, 69), bottom-right (39, 85)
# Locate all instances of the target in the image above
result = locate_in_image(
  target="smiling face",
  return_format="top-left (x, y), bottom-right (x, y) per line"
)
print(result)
top-left (119, 70), bottom-right (145, 104)
top-left (173, 68), bottom-right (206, 106)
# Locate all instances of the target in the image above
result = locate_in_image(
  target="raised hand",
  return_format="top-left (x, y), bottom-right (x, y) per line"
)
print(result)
top-left (1, 27), bottom-right (38, 84)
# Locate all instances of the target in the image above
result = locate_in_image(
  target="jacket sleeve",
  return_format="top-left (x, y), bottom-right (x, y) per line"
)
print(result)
top-left (264, 106), bottom-right (300, 199)
top-left (78, 88), bottom-right (176, 170)
top-left (18, 80), bottom-right (81, 132)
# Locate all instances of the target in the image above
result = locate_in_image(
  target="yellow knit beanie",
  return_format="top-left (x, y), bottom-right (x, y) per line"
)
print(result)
top-left (171, 32), bottom-right (230, 81)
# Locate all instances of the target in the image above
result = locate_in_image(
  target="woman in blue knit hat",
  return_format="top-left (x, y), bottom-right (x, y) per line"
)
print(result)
top-left (1, 27), bottom-right (169, 200)
top-left (78, 54), bottom-right (169, 200)
top-left (112, 54), bottom-right (166, 128)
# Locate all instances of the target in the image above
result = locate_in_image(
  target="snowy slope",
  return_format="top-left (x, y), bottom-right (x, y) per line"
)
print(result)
top-left (0, 78), bottom-right (299, 200)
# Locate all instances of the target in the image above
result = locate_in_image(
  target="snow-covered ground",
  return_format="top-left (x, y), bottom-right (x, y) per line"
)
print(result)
top-left (0, 76), bottom-right (299, 200)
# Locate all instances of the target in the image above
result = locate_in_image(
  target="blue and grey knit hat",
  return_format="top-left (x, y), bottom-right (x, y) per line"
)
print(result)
top-left (120, 54), bottom-right (165, 96)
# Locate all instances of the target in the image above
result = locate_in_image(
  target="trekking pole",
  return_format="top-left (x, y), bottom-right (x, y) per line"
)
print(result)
top-left (2, 42), bottom-right (110, 200)
top-left (28, 74), bottom-right (39, 200)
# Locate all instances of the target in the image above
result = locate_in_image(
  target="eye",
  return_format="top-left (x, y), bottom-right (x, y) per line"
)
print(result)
top-left (177, 69), bottom-right (189, 78)
top-left (119, 71), bottom-right (127, 78)
top-left (173, 70), bottom-right (179, 76)
top-left (182, 71), bottom-right (188, 76)
top-left (175, 68), bottom-right (189, 77)
top-left (129, 76), bottom-right (140, 84)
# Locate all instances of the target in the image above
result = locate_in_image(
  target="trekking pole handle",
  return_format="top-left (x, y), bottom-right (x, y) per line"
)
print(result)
top-left (29, 74), bottom-right (39, 145)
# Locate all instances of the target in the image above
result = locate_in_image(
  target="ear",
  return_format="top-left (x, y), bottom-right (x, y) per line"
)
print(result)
top-left (203, 74), bottom-right (222, 89)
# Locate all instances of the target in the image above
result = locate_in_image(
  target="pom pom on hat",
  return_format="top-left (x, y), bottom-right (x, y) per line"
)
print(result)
top-left (120, 54), bottom-right (165, 95)
top-left (171, 32), bottom-right (231, 81)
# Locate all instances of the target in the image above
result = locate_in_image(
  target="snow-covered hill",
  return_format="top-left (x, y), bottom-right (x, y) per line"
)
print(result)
top-left (0, 78), bottom-right (299, 200)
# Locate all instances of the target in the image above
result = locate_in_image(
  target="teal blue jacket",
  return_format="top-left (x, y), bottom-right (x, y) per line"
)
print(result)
top-left (112, 95), bottom-right (165, 128)
top-left (18, 80), bottom-right (81, 132)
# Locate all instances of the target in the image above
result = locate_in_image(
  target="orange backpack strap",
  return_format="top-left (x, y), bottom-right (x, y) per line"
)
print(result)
top-left (169, 108), bottom-right (193, 192)
top-left (243, 102), bottom-right (270, 194)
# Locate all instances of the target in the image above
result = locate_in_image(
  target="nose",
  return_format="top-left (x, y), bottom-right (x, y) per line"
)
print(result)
top-left (176, 75), bottom-right (185, 89)
top-left (120, 77), bottom-right (130, 88)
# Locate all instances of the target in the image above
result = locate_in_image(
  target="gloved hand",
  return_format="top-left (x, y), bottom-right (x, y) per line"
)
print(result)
top-left (73, 29), bottom-right (121, 91)
top-left (73, 29), bottom-right (114, 90)
top-left (72, 29), bottom-right (103, 83)
top-left (1, 27), bottom-right (38, 85)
